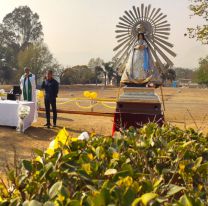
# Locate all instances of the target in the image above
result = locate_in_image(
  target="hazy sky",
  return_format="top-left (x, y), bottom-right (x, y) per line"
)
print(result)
top-left (0, 0), bottom-right (207, 69)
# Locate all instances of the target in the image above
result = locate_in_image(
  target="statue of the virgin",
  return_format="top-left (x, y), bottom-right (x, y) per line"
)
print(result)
top-left (121, 33), bottom-right (161, 86)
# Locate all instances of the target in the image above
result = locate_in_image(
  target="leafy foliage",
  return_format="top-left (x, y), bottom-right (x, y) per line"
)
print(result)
top-left (161, 67), bottom-right (176, 83)
top-left (88, 58), bottom-right (119, 86)
top-left (187, 0), bottom-right (208, 44)
top-left (0, 123), bottom-right (207, 205)
top-left (0, 6), bottom-right (60, 84)
top-left (61, 65), bottom-right (98, 85)
top-left (174, 67), bottom-right (195, 81)
top-left (196, 56), bottom-right (208, 86)
top-left (2, 6), bottom-right (43, 50)
top-left (17, 42), bottom-right (57, 81)
top-left (0, 46), bottom-right (16, 84)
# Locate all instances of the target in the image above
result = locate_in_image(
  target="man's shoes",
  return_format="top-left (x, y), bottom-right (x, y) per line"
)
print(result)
top-left (53, 124), bottom-right (57, 127)
top-left (44, 123), bottom-right (51, 128)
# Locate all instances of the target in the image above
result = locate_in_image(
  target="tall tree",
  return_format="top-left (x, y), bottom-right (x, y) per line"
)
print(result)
top-left (17, 42), bottom-right (56, 82)
top-left (187, 0), bottom-right (208, 44)
top-left (88, 57), bottom-right (104, 69)
top-left (174, 67), bottom-right (195, 80)
top-left (88, 58), bottom-right (104, 85)
top-left (196, 56), bottom-right (208, 86)
top-left (0, 24), bottom-right (16, 47)
top-left (103, 62), bottom-right (115, 85)
top-left (0, 65), bottom-right (14, 85)
top-left (0, 24), bottom-right (20, 69)
top-left (0, 45), bottom-right (17, 84)
top-left (161, 65), bottom-right (176, 83)
top-left (2, 6), bottom-right (43, 50)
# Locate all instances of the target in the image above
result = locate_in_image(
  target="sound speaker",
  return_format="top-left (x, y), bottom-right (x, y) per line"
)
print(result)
top-left (7, 93), bottom-right (16, 101)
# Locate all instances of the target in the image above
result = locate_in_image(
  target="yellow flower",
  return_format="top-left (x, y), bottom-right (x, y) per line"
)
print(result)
top-left (83, 91), bottom-right (90, 98)
top-left (123, 176), bottom-right (133, 187)
top-left (45, 128), bottom-right (72, 156)
top-left (87, 153), bottom-right (94, 160)
top-left (46, 148), bottom-right (55, 156)
top-left (117, 176), bottom-right (133, 187)
top-left (92, 190), bottom-right (99, 197)
top-left (71, 137), bottom-right (78, 142)
top-left (90, 132), bottom-right (96, 137)
top-left (37, 90), bottom-right (44, 99)
top-left (179, 163), bottom-right (185, 172)
top-left (82, 163), bottom-right (91, 175)
top-left (90, 92), bottom-right (97, 99)
top-left (13, 189), bottom-right (21, 197)
top-left (198, 184), bottom-right (203, 191)
top-left (83, 91), bottom-right (97, 99)
top-left (34, 156), bottom-right (43, 164)
top-left (112, 152), bottom-right (120, 160)
top-left (101, 154), bottom-right (105, 159)
top-left (56, 128), bottom-right (69, 145)
top-left (57, 194), bottom-right (65, 202)
top-left (0, 184), bottom-right (9, 196)
top-left (63, 149), bottom-right (69, 155)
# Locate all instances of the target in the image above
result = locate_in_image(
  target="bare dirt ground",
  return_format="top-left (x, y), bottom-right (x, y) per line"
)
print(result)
top-left (0, 85), bottom-right (208, 174)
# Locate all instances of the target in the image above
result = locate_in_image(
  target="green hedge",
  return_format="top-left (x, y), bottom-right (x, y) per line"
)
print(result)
top-left (0, 123), bottom-right (208, 206)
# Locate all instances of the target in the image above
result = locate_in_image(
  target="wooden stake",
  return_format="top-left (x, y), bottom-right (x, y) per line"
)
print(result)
top-left (160, 85), bottom-right (165, 111)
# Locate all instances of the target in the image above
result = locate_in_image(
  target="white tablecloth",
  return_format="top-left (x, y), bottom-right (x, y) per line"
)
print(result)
top-left (0, 100), bottom-right (35, 131)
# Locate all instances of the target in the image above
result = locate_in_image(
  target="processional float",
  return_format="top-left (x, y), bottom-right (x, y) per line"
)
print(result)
top-left (113, 3), bottom-right (176, 131)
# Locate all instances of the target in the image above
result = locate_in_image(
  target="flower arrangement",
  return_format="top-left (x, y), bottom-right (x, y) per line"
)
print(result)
top-left (0, 89), bottom-right (6, 98)
top-left (16, 105), bottom-right (31, 132)
top-left (18, 105), bottom-right (30, 119)
top-left (37, 90), bottom-right (44, 99)
top-left (36, 90), bottom-right (44, 108)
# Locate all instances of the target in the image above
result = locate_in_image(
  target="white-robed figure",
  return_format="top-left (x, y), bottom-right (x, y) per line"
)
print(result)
top-left (121, 33), bottom-right (156, 85)
top-left (20, 67), bottom-right (38, 122)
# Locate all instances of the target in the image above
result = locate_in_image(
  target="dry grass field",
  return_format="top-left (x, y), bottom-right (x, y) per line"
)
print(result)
top-left (0, 85), bottom-right (208, 175)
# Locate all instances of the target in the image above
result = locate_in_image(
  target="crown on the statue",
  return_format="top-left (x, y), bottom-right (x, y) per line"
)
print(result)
top-left (137, 23), bottom-right (145, 33)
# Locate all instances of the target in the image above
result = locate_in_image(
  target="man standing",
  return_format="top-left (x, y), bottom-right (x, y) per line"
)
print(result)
top-left (20, 67), bottom-right (36, 102)
top-left (41, 70), bottom-right (59, 128)
top-left (20, 67), bottom-right (37, 122)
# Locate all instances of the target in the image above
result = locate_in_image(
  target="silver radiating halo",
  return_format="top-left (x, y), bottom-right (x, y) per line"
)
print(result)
top-left (113, 3), bottom-right (176, 71)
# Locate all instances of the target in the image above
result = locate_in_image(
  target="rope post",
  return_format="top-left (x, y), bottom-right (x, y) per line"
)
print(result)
top-left (160, 85), bottom-right (166, 111)
top-left (117, 83), bottom-right (122, 100)
top-left (91, 100), bottom-right (94, 112)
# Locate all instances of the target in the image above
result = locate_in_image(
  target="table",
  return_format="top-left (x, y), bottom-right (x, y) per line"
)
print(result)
top-left (0, 100), bottom-right (35, 132)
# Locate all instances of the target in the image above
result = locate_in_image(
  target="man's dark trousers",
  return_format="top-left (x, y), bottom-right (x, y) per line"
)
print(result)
top-left (42, 78), bottom-right (59, 126)
top-left (44, 97), bottom-right (57, 125)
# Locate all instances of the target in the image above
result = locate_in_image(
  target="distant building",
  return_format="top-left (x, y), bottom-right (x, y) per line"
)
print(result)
top-left (178, 79), bottom-right (199, 88)
top-left (178, 79), bottom-right (192, 87)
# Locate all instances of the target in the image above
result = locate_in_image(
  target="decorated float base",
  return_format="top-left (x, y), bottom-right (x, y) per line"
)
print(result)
top-left (113, 86), bottom-right (164, 132)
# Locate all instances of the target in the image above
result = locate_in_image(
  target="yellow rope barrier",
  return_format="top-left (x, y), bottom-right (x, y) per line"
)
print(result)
top-left (38, 91), bottom-right (117, 110)
top-left (101, 101), bottom-right (116, 109)
top-left (56, 100), bottom-right (74, 105)
top-left (55, 98), bottom-right (117, 109)
top-left (57, 97), bottom-right (117, 102)
top-left (75, 101), bottom-right (99, 109)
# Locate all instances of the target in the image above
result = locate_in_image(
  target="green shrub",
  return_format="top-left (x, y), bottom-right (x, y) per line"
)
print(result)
top-left (0, 123), bottom-right (208, 205)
